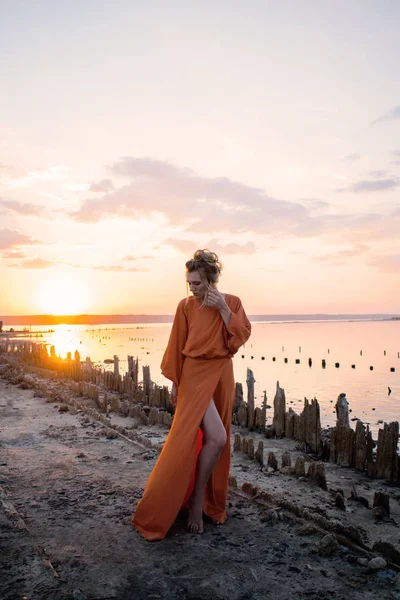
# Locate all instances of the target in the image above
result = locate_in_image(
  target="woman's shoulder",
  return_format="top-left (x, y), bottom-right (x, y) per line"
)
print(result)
top-left (225, 294), bottom-right (242, 307)
top-left (177, 296), bottom-right (195, 311)
top-left (225, 293), bottom-right (241, 304)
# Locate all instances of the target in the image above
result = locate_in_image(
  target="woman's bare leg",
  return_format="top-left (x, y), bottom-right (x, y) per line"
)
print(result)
top-left (187, 399), bottom-right (227, 533)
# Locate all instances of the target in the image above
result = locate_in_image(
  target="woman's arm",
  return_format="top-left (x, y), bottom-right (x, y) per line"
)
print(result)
top-left (160, 299), bottom-right (188, 389)
top-left (221, 296), bottom-right (251, 354)
top-left (204, 288), bottom-right (251, 353)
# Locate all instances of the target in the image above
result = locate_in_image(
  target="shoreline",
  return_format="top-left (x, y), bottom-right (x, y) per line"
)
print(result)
top-left (1, 360), bottom-right (400, 598)
top-left (1, 313), bottom-right (400, 328)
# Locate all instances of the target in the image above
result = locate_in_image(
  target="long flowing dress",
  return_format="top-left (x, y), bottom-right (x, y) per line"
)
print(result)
top-left (131, 293), bottom-right (251, 541)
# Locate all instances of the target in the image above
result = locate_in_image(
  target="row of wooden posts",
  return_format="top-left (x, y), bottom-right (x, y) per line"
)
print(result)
top-left (1, 340), bottom-right (399, 485)
top-left (241, 354), bottom-right (397, 372)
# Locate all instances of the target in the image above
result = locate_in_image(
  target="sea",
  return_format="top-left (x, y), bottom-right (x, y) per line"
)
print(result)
top-left (4, 317), bottom-right (400, 436)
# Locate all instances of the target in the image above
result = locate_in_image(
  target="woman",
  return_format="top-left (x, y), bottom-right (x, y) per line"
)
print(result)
top-left (131, 249), bottom-right (251, 540)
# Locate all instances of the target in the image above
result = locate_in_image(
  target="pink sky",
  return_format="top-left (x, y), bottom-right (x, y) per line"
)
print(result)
top-left (1, 1), bottom-right (399, 315)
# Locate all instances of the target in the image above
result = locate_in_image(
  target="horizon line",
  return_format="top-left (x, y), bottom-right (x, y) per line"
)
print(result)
top-left (1, 312), bottom-right (400, 317)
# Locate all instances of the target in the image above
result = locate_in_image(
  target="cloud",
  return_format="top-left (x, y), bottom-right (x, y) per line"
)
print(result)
top-left (314, 244), bottom-right (370, 265)
top-left (368, 170), bottom-right (388, 179)
top-left (69, 157), bottom-right (320, 237)
top-left (8, 258), bottom-right (55, 269)
top-left (0, 197), bottom-right (45, 216)
top-left (92, 265), bottom-right (147, 272)
top-left (369, 255), bottom-right (400, 273)
top-left (163, 237), bottom-right (257, 256)
top-left (332, 210), bottom-right (400, 244)
top-left (8, 165), bottom-right (70, 188)
top-left (206, 239), bottom-right (256, 255)
top-left (337, 178), bottom-right (400, 193)
top-left (0, 228), bottom-right (40, 250)
top-left (300, 198), bottom-right (330, 211)
top-left (2, 250), bottom-right (27, 259)
top-left (372, 105), bottom-right (400, 125)
top-left (111, 157), bottom-right (192, 179)
top-left (342, 154), bottom-right (361, 162)
top-left (0, 163), bottom-right (21, 179)
top-left (123, 254), bottom-right (154, 260)
top-left (89, 179), bottom-right (115, 193)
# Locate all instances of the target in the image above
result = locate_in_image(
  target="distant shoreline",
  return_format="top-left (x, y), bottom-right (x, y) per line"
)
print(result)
top-left (1, 313), bottom-right (399, 326)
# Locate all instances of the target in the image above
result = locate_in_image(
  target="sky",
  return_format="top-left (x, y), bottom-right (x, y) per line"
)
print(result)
top-left (0, 0), bottom-right (399, 316)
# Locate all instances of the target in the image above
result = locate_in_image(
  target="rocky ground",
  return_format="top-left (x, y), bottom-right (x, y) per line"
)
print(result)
top-left (1, 364), bottom-right (400, 600)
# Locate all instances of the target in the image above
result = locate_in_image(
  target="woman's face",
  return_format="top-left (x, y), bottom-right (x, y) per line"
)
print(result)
top-left (186, 270), bottom-right (209, 300)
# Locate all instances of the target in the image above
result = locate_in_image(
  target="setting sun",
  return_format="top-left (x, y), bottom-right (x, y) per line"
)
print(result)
top-left (34, 272), bottom-right (91, 315)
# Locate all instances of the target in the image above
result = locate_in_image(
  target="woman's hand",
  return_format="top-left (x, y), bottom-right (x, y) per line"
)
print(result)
top-left (204, 286), bottom-right (228, 311)
top-left (170, 382), bottom-right (178, 406)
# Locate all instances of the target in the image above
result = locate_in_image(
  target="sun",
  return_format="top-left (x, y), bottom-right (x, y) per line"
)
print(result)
top-left (35, 272), bottom-right (91, 315)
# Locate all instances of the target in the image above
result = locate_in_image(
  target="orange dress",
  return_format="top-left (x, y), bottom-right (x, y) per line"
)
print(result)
top-left (131, 293), bottom-right (251, 540)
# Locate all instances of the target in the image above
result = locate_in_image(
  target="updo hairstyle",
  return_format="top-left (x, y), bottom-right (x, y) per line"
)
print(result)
top-left (185, 249), bottom-right (222, 285)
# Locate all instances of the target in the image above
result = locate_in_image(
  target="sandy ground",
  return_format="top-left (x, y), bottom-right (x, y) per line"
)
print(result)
top-left (1, 366), bottom-right (400, 600)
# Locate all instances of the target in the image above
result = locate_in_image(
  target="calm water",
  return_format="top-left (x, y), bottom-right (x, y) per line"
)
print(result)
top-left (7, 319), bottom-right (400, 435)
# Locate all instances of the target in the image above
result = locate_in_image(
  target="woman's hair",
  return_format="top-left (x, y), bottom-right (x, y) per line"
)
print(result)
top-left (185, 249), bottom-right (223, 284)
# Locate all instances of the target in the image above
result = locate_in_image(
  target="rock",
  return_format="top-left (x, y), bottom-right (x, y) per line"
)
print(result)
top-left (72, 591), bottom-right (87, 600)
top-left (233, 433), bottom-right (241, 451)
top-left (281, 451), bottom-right (291, 468)
top-left (59, 404), bottom-right (69, 412)
top-left (335, 491), bottom-right (346, 510)
top-left (228, 476), bottom-right (237, 488)
top-left (292, 456), bottom-right (306, 477)
top-left (261, 509), bottom-right (279, 524)
top-left (255, 441), bottom-right (264, 465)
top-left (357, 558), bottom-right (369, 567)
top-left (296, 523), bottom-right (318, 536)
top-left (270, 510), bottom-right (279, 524)
top-left (105, 429), bottom-right (118, 440)
top-left (372, 541), bottom-right (400, 567)
top-left (241, 482), bottom-right (254, 495)
top-left (247, 438), bottom-right (255, 460)
top-left (281, 466), bottom-right (292, 475)
top-left (267, 451), bottom-right (278, 471)
top-left (318, 534), bottom-right (340, 556)
top-left (366, 557), bottom-right (387, 572)
top-left (373, 506), bottom-right (386, 521)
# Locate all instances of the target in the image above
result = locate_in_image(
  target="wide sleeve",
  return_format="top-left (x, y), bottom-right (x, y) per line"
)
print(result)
top-left (223, 297), bottom-right (251, 354)
top-left (160, 299), bottom-right (188, 385)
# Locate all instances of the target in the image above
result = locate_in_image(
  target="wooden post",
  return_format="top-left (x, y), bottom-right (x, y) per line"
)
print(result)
top-left (234, 382), bottom-right (243, 412)
top-left (355, 420), bottom-right (367, 472)
top-left (113, 355), bottom-right (119, 377)
top-left (273, 381), bottom-right (286, 437)
top-left (376, 422), bottom-right (399, 481)
top-left (246, 368), bottom-right (255, 430)
top-left (335, 393), bottom-right (350, 428)
top-left (143, 365), bottom-right (152, 396)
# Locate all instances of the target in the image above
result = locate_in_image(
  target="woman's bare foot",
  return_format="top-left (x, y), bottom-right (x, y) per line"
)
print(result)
top-left (187, 498), bottom-right (204, 534)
